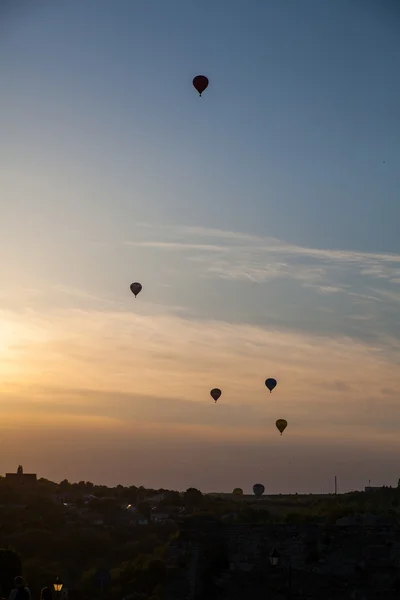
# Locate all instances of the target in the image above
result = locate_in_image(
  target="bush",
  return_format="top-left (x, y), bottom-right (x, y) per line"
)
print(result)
top-left (0, 548), bottom-right (22, 597)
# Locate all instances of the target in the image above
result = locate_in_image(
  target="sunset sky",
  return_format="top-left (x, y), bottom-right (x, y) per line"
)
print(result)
top-left (1, 0), bottom-right (400, 494)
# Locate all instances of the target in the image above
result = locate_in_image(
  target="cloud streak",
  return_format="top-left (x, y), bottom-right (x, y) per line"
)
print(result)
top-left (119, 222), bottom-right (400, 349)
top-left (131, 222), bottom-right (400, 263)
top-left (125, 222), bottom-right (400, 288)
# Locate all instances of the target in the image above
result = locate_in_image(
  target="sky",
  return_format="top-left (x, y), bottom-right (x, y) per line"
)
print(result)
top-left (1, 0), bottom-right (400, 494)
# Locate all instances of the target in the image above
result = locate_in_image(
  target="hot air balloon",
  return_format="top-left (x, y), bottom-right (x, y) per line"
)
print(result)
top-left (276, 419), bottom-right (287, 435)
top-left (253, 483), bottom-right (265, 498)
top-left (232, 488), bottom-right (243, 496)
top-left (265, 378), bottom-right (277, 393)
top-left (193, 75), bottom-right (209, 96)
top-left (210, 388), bottom-right (221, 403)
top-left (130, 282), bottom-right (142, 297)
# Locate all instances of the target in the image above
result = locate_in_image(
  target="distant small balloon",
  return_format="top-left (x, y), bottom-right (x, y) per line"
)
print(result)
top-left (210, 388), bottom-right (222, 403)
top-left (232, 488), bottom-right (243, 496)
top-left (130, 282), bottom-right (142, 297)
top-left (265, 378), bottom-right (277, 393)
top-left (193, 75), bottom-right (209, 96)
top-left (276, 419), bottom-right (287, 435)
top-left (253, 483), bottom-right (265, 498)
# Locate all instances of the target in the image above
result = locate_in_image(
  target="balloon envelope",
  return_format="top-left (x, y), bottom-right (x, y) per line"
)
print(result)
top-left (276, 419), bottom-right (287, 435)
top-left (210, 388), bottom-right (222, 402)
top-left (232, 488), bottom-right (243, 496)
top-left (265, 378), bottom-right (277, 393)
top-left (130, 282), bottom-right (142, 297)
top-left (253, 483), bottom-right (265, 498)
top-left (193, 75), bottom-right (209, 96)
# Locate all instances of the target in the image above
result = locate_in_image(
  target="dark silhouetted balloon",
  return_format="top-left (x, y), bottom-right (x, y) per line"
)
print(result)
top-left (232, 488), bottom-right (243, 496)
top-left (210, 388), bottom-right (221, 403)
top-left (130, 282), bottom-right (142, 297)
top-left (253, 483), bottom-right (265, 498)
top-left (193, 75), bottom-right (209, 96)
top-left (265, 378), bottom-right (277, 393)
top-left (276, 419), bottom-right (287, 435)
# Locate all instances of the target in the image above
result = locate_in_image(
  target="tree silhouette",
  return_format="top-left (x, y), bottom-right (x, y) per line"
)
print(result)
top-left (183, 488), bottom-right (203, 508)
top-left (0, 548), bottom-right (22, 596)
top-left (59, 479), bottom-right (70, 491)
top-left (161, 491), bottom-right (181, 506)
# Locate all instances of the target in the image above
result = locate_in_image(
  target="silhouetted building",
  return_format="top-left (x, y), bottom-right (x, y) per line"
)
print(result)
top-left (5, 465), bottom-right (37, 485)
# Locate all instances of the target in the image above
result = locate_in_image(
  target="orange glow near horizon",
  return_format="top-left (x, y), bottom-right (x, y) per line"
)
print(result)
top-left (1, 307), bottom-right (399, 448)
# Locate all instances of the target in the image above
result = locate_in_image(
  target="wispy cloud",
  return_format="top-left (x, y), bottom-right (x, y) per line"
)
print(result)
top-left (124, 223), bottom-right (400, 290)
top-left (131, 222), bottom-right (400, 263)
top-left (120, 224), bottom-right (400, 351)
top-left (125, 241), bottom-right (227, 252)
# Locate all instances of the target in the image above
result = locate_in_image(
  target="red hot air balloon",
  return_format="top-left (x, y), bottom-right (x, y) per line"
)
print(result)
top-left (193, 75), bottom-right (209, 96)
top-left (130, 282), bottom-right (142, 298)
top-left (210, 388), bottom-right (221, 403)
top-left (265, 378), bottom-right (277, 393)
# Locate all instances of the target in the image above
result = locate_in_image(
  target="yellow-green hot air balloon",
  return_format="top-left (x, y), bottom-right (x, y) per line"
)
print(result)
top-left (276, 419), bottom-right (287, 435)
top-left (232, 488), bottom-right (243, 496)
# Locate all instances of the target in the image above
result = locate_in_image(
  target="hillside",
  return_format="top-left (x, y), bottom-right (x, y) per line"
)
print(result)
top-left (1, 475), bottom-right (400, 599)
